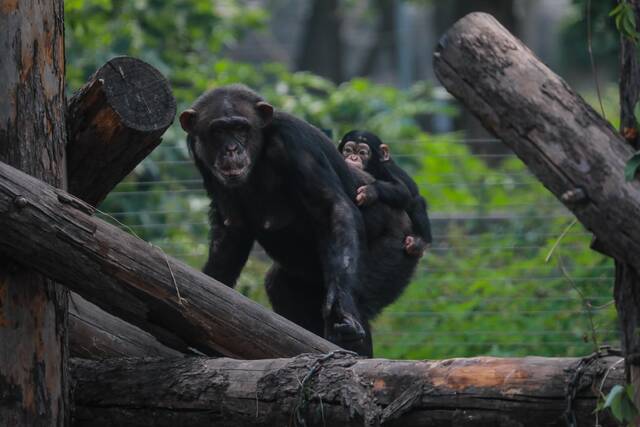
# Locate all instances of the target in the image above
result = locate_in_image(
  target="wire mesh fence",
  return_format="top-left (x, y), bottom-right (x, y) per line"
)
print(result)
top-left (98, 135), bottom-right (618, 359)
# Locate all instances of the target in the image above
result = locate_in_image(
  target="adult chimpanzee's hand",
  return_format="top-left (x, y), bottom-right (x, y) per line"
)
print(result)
top-left (323, 286), bottom-right (366, 345)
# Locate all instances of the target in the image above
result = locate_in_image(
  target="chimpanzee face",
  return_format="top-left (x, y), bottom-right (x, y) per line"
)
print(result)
top-left (341, 141), bottom-right (371, 170)
top-left (180, 98), bottom-right (273, 187)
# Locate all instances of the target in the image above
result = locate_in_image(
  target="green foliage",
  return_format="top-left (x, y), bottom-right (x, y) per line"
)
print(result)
top-left (65, 0), bottom-right (267, 92)
top-left (610, 0), bottom-right (640, 44)
top-left (599, 384), bottom-right (639, 426)
top-left (625, 152), bottom-right (640, 181)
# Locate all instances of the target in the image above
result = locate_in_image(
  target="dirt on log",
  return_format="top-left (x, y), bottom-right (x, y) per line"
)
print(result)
top-left (66, 56), bottom-right (176, 207)
top-left (70, 354), bottom-right (622, 427)
top-left (0, 160), bottom-right (338, 359)
top-left (0, 1), bottom-right (69, 425)
top-left (433, 12), bottom-right (640, 274)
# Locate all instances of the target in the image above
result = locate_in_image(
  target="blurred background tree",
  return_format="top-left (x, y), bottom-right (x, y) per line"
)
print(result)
top-left (65, 0), bottom-right (620, 359)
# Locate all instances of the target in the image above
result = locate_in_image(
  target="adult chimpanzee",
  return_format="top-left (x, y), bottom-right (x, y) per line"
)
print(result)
top-left (180, 85), bottom-right (419, 356)
top-left (339, 130), bottom-right (433, 257)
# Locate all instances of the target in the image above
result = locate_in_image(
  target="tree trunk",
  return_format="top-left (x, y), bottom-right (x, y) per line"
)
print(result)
top-left (69, 294), bottom-right (182, 359)
top-left (70, 354), bottom-right (622, 427)
top-left (0, 1), bottom-right (68, 425)
top-left (66, 56), bottom-right (176, 207)
top-left (433, 12), bottom-right (640, 273)
top-left (434, 1), bottom-right (517, 162)
top-left (0, 160), bottom-right (338, 358)
top-left (617, 3), bottom-right (640, 414)
top-left (296, 0), bottom-right (343, 82)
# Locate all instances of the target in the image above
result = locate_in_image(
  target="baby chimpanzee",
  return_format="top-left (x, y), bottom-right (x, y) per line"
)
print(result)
top-left (338, 130), bottom-right (432, 256)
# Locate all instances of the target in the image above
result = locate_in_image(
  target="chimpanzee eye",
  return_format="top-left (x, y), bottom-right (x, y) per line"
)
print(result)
top-left (359, 150), bottom-right (367, 156)
top-left (344, 147), bottom-right (353, 154)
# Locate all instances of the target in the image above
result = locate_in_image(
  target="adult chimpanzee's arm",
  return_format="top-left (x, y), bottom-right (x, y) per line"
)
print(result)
top-left (202, 205), bottom-right (255, 288)
top-left (408, 195), bottom-right (433, 244)
top-left (291, 149), bottom-right (366, 342)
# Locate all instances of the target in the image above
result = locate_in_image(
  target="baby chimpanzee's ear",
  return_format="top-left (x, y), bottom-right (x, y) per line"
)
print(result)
top-left (255, 101), bottom-right (274, 127)
top-left (380, 144), bottom-right (391, 162)
top-left (179, 109), bottom-right (197, 133)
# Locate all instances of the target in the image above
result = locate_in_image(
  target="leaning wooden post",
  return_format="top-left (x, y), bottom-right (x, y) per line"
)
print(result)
top-left (617, 0), bottom-right (640, 412)
top-left (434, 13), bottom-right (640, 274)
top-left (0, 160), bottom-right (339, 358)
top-left (0, 1), bottom-right (68, 425)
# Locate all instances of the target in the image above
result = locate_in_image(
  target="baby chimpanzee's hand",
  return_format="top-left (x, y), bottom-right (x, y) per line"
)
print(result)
top-left (355, 185), bottom-right (378, 206)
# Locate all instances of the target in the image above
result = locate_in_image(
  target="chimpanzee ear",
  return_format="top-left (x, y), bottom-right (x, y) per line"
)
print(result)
top-left (179, 109), bottom-right (197, 133)
top-left (380, 144), bottom-right (391, 162)
top-left (256, 101), bottom-right (274, 127)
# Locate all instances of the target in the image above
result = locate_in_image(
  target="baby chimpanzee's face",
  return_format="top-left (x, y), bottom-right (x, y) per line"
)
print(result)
top-left (341, 141), bottom-right (371, 170)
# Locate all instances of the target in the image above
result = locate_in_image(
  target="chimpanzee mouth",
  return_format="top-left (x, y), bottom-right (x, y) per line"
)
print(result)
top-left (220, 167), bottom-right (248, 177)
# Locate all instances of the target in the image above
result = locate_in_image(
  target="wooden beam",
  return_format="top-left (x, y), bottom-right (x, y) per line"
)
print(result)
top-left (0, 1), bottom-right (69, 424)
top-left (66, 56), bottom-right (176, 207)
top-left (70, 354), bottom-right (622, 426)
top-left (69, 294), bottom-right (182, 359)
top-left (0, 160), bottom-right (338, 358)
top-left (433, 12), bottom-right (640, 274)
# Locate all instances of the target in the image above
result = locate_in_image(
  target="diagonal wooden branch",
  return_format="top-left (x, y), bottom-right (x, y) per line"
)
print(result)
top-left (433, 12), bottom-right (640, 272)
top-left (71, 354), bottom-right (623, 427)
top-left (0, 160), bottom-right (338, 359)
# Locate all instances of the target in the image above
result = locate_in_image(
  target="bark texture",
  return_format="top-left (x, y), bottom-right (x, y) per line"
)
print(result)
top-left (617, 1), bottom-right (640, 414)
top-left (70, 354), bottom-right (622, 427)
top-left (433, 12), bottom-right (640, 273)
top-left (0, 1), bottom-right (68, 425)
top-left (66, 56), bottom-right (176, 207)
top-left (0, 160), bottom-right (338, 358)
top-left (69, 294), bottom-right (182, 359)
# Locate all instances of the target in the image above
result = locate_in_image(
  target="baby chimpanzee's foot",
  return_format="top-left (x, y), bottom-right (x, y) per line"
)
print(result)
top-left (404, 235), bottom-right (427, 257)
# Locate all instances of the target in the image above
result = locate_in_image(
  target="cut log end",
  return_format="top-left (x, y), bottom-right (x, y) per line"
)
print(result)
top-left (95, 56), bottom-right (176, 132)
top-left (66, 56), bottom-right (177, 206)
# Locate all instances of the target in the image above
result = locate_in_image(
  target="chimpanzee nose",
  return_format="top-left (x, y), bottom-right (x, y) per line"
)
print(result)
top-left (226, 143), bottom-right (238, 153)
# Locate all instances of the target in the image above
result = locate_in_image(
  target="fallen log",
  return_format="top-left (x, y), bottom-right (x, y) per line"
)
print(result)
top-left (69, 294), bottom-right (182, 359)
top-left (66, 56), bottom-right (176, 207)
top-left (0, 160), bottom-right (338, 358)
top-left (70, 354), bottom-right (622, 427)
top-left (433, 12), bottom-right (640, 274)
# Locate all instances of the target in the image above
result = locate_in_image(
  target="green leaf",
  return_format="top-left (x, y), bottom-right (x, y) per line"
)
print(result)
top-left (612, 393), bottom-right (624, 420)
top-left (604, 385), bottom-right (625, 410)
top-left (610, 2), bottom-right (624, 17)
top-left (625, 152), bottom-right (640, 181)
